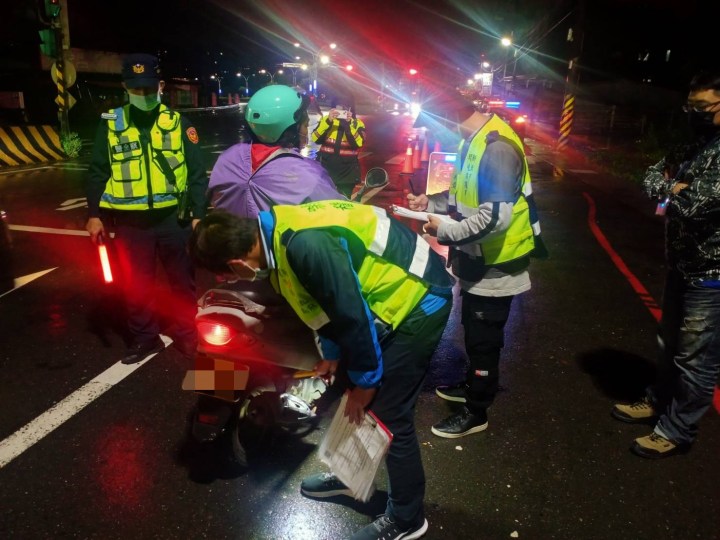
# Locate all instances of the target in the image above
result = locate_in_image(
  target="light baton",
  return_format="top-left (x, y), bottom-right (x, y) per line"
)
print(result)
top-left (97, 234), bottom-right (113, 284)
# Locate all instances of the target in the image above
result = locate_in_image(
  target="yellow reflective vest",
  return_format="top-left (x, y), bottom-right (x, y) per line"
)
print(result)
top-left (270, 201), bottom-right (453, 330)
top-left (312, 116), bottom-right (365, 156)
top-left (450, 114), bottom-right (535, 265)
top-left (100, 104), bottom-right (188, 211)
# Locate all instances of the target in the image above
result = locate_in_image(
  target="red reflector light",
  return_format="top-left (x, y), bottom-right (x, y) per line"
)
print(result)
top-left (198, 321), bottom-right (235, 346)
top-left (197, 413), bottom-right (220, 425)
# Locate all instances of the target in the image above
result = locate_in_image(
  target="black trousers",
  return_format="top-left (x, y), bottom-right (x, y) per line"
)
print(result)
top-left (369, 296), bottom-right (452, 529)
top-left (110, 208), bottom-right (197, 347)
top-left (461, 291), bottom-right (514, 414)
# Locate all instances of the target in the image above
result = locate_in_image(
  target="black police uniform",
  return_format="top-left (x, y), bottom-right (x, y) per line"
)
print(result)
top-left (85, 54), bottom-right (208, 363)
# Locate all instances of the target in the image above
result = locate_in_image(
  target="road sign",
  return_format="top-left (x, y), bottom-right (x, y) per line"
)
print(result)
top-left (54, 93), bottom-right (76, 110)
top-left (51, 61), bottom-right (76, 88)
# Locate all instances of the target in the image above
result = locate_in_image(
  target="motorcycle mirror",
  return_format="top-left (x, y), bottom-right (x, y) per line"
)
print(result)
top-left (364, 167), bottom-right (389, 189)
top-left (351, 167), bottom-right (389, 203)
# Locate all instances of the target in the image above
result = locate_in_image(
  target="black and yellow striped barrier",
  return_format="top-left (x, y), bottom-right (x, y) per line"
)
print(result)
top-left (0, 125), bottom-right (65, 168)
top-left (557, 92), bottom-right (575, 152)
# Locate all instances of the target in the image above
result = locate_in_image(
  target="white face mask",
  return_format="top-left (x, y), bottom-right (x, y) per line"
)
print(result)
top-left (228, 260), bottom-right (270, 282)
top-left (128, 91), bottom-right (161, 111)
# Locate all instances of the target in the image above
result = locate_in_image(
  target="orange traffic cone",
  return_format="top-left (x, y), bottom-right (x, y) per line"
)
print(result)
top-left (400, 142), bottom-right (414, 175)
top-left (413, 141), bottom-right (421, 169)
top-left (420, 137), bottom-right (429, 162)
top-left (433, 140), bottom-right (441, 153)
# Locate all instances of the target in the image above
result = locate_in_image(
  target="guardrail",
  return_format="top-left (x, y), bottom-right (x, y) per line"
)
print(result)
top-left (0, 125), bottom-right (65, 168)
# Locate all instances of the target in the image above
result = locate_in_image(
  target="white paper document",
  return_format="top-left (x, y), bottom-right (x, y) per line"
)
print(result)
top-left (391, 205), bottom-right (457, 224)
top-left (318, 393), bottom-right (393, 502)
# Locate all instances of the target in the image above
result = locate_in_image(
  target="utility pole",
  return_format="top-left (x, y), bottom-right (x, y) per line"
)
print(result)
top-left (557, 0), bottom-right (585, 152)
top-left (40, 0), bottom-right (72, 137)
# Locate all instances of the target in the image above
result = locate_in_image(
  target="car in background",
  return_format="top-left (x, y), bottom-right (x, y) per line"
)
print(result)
top-left (473, 97), bottom-right (529, 142)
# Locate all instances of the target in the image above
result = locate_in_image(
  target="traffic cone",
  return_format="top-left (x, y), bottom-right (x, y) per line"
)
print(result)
top-left (420, 137), bottom-right (429, 162)
top-left (433, 140), bottom-right (441, 153)
top-left (413, 141), bottom-right (421, 169)
top-left (400, 142), bottom-right (414, 175)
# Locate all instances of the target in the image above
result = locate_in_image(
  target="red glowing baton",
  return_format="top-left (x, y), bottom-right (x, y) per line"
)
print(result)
top-left (97, 234), bottom-right (113, 284)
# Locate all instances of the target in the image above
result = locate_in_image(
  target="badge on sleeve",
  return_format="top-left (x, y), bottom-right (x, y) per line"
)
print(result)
top-left (186, 127), bottom-right (199, 144)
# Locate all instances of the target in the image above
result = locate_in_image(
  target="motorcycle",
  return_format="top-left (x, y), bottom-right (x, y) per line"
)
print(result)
top-left (183, 168), bottom-right (389, 467)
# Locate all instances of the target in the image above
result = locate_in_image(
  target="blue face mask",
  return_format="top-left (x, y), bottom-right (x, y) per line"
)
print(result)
top-left (128, 92), bottom-right (161, 111)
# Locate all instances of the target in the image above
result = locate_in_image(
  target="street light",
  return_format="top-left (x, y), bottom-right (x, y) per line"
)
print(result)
top-left (236, 71), bottom-right (250, 95)
top-left (293, 42), bottom-right (339, 95)
top-left (258, 69), bottom-right (275, 84)
top-left (210, 74), bottom-right (222, 94)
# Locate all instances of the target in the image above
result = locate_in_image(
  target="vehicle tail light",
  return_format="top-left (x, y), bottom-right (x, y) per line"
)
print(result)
top-left (198, 321), bottom-right (236, 346)
top-left (514, 116), bottom-right (526, 124)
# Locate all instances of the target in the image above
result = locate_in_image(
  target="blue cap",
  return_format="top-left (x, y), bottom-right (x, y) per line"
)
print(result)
top-left (122, 54), bottom-right (161, 89)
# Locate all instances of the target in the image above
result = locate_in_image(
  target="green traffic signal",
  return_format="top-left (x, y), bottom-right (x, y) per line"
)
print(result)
top-left (44, 0), bottom-right (61, 19)
top-left (39, 28), bottom-right (57, 57)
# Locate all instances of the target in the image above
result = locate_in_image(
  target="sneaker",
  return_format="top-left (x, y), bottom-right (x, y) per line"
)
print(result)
top-left (611, 397), bottom-right (657, 424)
top-left (300, 472), bottom-right (352, 498)
top-left (431, 406), bottom-right (488, 439)
top-left (631, 432), bottom-right (690, 459)
top-left (435, 383), bottom-right (467, 403)
top-left (349, 514), bottom-right (428, 540)
top-left (120, 337), bottom-right (165, 365)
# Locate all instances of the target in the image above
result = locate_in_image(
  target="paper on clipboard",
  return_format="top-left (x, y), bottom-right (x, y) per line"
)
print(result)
top-left (391, 205), bottom-right (456, 225)
top-left (318, 393), bottom-right (393, 503)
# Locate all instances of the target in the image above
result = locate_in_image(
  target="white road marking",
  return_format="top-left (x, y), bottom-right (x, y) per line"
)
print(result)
top-left (0, 335), bottom-right (173, 469)
top-left (0, 268), bottom-right (57, 299)
top-left (0, 166), bottom-right (52, 175)
top-left (9, 225), bottom-right (88, 236)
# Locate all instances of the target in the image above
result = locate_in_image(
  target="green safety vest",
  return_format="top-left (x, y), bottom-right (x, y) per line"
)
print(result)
top-left (450, 114), bottom-right (535, 265)
top-left (271, 201), bottom-right (452, 330)
top-left (100, 104), bottom-right (188, 211)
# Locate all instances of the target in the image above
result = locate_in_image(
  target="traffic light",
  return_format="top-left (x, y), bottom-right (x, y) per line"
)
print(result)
top-left (38, 28), bottom-right (57, 57)
top-left (44, 0), bottom-right (61, 19)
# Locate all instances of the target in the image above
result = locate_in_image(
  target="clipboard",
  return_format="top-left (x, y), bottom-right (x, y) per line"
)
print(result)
top-left (318, 392), bottom-right (393, 502)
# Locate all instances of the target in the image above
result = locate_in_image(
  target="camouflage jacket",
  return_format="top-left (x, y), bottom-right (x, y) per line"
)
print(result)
top-left (643, 133), bottom-right (720, 282)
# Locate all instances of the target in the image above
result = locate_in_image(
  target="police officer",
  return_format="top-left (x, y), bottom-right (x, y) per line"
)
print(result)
top-left (312, 95), bottom-right (366, 197)
top-left (85, 54), bottom-right (208, 364)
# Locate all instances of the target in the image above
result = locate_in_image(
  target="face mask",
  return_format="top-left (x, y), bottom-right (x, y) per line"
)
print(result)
top-left (128, 91), bottom-right (161, 111)
top-left (687, 109), bottom-right (719, 137)
top-left (229, 260), bottom-right (270, 282)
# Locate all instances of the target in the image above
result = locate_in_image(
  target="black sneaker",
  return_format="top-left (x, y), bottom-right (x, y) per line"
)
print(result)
top-left (431, 406), bottom-right (488, 439)
top-left (435, 383), bottom-right (467, 403)
top-left (349, 514), bottom-right (428, 540)
top-left (120, 337), bottom-right (165, 365)
top-left (300, 472), bottom-right (352, 498)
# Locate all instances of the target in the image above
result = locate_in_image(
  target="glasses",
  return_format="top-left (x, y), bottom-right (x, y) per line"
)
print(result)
top-left (682, 100), bottom-right (720, 113)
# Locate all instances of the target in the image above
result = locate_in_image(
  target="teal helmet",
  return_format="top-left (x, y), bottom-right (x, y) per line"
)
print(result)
top-left (245, 85), bottom-right (306, 144)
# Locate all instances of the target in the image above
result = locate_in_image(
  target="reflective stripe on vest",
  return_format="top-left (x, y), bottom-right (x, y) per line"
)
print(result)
top-left (100, 104), bottom-right (188, 211)
top-left (271, 201), bottom-right (452, 330)
top-left (450, 115), bottom-right (535, 264)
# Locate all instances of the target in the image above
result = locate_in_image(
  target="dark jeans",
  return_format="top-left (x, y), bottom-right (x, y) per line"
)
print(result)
top-left (370, 295), bottom-right (452, 530)
top-left (110, 209), bottom-right (197, 347)
top-left (648, 270), bottom-right (720, 444)
top-left (461, 291), bottom-right (514, 414)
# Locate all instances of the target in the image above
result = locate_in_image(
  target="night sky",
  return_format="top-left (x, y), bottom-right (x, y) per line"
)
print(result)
top-left (3, 0), bottom-right (716, 91)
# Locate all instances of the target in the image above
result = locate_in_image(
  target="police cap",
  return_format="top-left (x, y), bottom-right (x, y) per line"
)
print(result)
top-left (122, 54), bottom-right (161, 89)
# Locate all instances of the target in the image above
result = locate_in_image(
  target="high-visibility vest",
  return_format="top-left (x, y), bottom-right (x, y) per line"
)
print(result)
top-left (100, 104), bottom-right (188, 211)
top-left (450, 114), bottom-right (535, 264)
top-left (271, 201), bottom-right (453, 330)
top-left (312, 116), bottom-right (365, 156)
